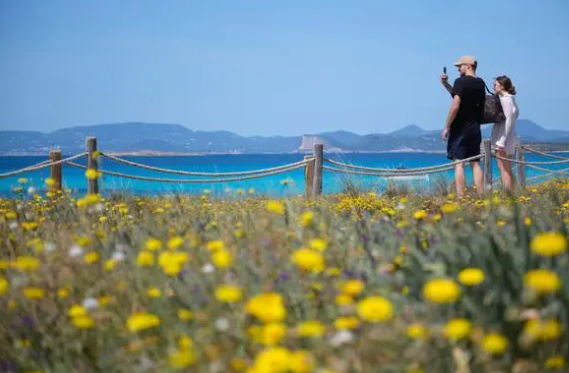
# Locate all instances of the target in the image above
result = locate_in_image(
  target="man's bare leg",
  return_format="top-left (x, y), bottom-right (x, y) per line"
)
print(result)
top-left (455, 162), bottom-right (466, 198)
top-left (471, 161), bottom-right (484, 197)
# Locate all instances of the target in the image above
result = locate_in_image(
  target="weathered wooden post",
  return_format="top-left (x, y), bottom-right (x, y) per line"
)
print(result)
top-left (49, 150), bottom-right (62, 192)
top-left (304, 155), bottom-right (315, 199)
top-left (483, 139), bottom-right (492, 192)
top-left (86, 136), bottom-right (99, 194)
top-left (515, 144), bottom-right (526, 188)
top-left (312, 143), bottom-right (324, 197)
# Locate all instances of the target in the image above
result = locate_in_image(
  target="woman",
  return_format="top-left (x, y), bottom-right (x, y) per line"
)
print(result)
top-left (491, 75), bottom-right (519, 193)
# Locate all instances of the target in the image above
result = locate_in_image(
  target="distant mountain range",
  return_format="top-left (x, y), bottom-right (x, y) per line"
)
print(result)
top-left (1, 120), bottom-right (568, 155)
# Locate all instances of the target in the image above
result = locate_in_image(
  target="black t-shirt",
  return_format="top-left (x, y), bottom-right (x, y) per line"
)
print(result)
top-left (451, 76), bottom-right (486, 132)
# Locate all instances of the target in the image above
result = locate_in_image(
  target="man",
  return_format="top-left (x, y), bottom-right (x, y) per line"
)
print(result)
top-left (440, 55), bottom-right (486, 198)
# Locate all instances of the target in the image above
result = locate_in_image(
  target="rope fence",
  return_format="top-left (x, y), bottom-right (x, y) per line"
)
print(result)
top-left (101, 152), bottom-right (312, 177)
top-left (67, 160), bottom-right (309, 184)
top-left (2, 138), bottom-right (568, 197)
top-left (0, 153), bottom-right (86, 179)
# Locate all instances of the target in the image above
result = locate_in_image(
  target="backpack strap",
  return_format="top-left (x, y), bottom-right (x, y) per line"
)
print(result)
top-left (483, 81), bottom-right (495, 95)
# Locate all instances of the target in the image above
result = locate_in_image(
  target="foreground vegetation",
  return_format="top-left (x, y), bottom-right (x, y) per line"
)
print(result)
top-left (1, 178), bottom-right (569, 373)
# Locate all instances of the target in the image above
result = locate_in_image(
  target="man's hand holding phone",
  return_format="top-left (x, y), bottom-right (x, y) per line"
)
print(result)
top-left (440, 66), bottom-right (448, 84)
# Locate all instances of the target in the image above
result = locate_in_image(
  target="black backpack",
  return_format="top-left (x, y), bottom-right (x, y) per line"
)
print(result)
top-left (482, 83), bottom-right (506, 124)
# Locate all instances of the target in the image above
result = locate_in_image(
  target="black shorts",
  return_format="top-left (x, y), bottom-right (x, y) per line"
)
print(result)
top-left (447, 124), bottom-right (481, 161)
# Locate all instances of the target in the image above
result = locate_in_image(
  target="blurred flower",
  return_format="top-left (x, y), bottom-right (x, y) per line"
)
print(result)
top-left (0, 275), bottom-right (9, 297)
top-left (441, 203), bottom-right (457, 214)
top-left (423, 278), bottom-right (461, 304)
top-left (481, 333), bottom-right (508, 355)
top-left (406, 323), bottom-right (428, 340)
top-left (334, 316), bottom-right (360, 330)
top-left (299, 211), bottom-right (314, 227)
top-left (297, 320), bottom-right (325, 338)
top-left (169, 349), bottom-right (196, 369)
top-left (414, 210), bottom-right (427, 220)
top-left (339, 279), bottom-right (365, 296)
top-left (145, 238), bottom-right (163, 251)
top-left (523, 319), bottom-right (563, 341)
top-left (127, 312), bottom-right (161, 333)
top-left (289, 350), bottom-right (315, 373)
top-left (215, 318), bottom-right (230, 331)
top-left (18, 177), bottom-right (28, 184)
top-left (85, 169), bottom-right (99, 180)
top-left (457, 268), bottom-right (485, 286)
top-left (309, 238), bottom-right (327, 252)
top-left (82, 298), bottom-right (99, 310)
top-left (290, 248), bottom-right (324, 273)
top-left (266, 200), bottom-right (285, 215)
top-left (215, 284), bottom-right (243, 303)
top-left (357, 296), bottom-right (393, 322)
top-left (260, 323), bottom-right (287, 346)
top-left (524, 269), bottom-right (561, 295)
top-left (206, 240), bottom-right (225, 252)
top-left (329, 330), bottom-right (354, 347)
top-left (147, 287), bottom-right (162, 298)
top-left (250, 347), bottom-right (290, 373)
top-left (212, 250), bottom-right (233, 269)
top-left (167, 236), bottom-right (184, 251)
top-left (530, 232), bottom-right (567, 257)
top-left (444, 318), bottom-right (471, 341)
top-left (545, 355), bottom-right (566, 370)
top-left (22, 287), bottom-right (45, 299)
top-left (14, 256), bottom-right (40, 272)
top-left (177, 308), bottom-right (193, 321)
top-left (202, 263), bottom-right (215, 273)
top-left (136, 251), bottom-right (155, 267)
top-left (246, 292), bottom-right (287, 323)
top-left (83, 252), bottom-right (100, 264)
top-left (68, 245), bottom-right (84, 258)
top-left (71, 315), bottom-right (95, 329)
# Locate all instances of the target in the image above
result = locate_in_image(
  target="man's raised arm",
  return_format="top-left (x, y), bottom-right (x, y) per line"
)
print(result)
top-left (440, 74), bottom-right (453, 95)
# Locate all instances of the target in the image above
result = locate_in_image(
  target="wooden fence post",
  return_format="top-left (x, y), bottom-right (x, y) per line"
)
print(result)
top-left (515, 144), bottom-right (526, 188)
top-left (86, 136), bottom-right (99, 194)
top-left (49, 150), bottom-right (62, 192)
top-left (312, 143), bottom-right (324, 197)
top-left (483, 139), bottom-right (492, 192)
top-left (304, 155), bottom-right (314, 199)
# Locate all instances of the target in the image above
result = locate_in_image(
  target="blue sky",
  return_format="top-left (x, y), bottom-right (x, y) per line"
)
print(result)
top-left (0, 0), bottom-right (568, 136)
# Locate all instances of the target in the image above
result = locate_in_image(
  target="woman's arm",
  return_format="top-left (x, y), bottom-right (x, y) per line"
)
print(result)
top-left (496, 96), bottom-right (517, 148)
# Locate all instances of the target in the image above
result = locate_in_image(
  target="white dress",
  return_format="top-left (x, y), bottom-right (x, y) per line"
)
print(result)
top-left (491, 93), bottom-right (519, 155)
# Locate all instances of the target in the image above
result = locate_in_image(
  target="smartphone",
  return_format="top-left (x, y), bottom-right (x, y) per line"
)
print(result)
top-left (443, 66), bottom-right (447, 74)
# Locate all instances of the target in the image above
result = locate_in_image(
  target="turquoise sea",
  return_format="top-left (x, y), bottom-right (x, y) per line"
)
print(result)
top-left (1, 152), bottom-right (567, 197)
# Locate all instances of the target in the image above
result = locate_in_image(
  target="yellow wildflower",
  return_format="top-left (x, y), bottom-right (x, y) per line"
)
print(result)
top-left (334, 316), bottom-right (360, 330)
top-left (481, 333), bottom-right (508, 355)
top-left (83, 252), bottom-right (100, 264)
top-left (266, 200), bottom-right (285, 215)
top-left (530, 232), bottom-right (567, 257)
top-left (289, 350), bottom-right (315, 373)
top-left (260, 323), bottom-right (287, 346)
top-left (212, 250), bottom-right (233, 268)
top-left (357, 296), bottom-right (393, 323)
top-left (177, 308), bottom-right (193, 321)
top-left (251, 347), bottom-right (290, 373)
top-left (300, 211), bottom-right (314, 227)
top-left (206, 240), bottom-right (225, 252)
top-left (441, 203), bottom-right (457, 214)
top-left (309, 238), bottom-right (327, 251)
top-left (524, 319), bottom-right (563, 341)
top-left (14, 256), bottom-right (40, 272)
top-left (457, 268), bottom-right (485, 286)
top-left (297, 320), bottom-right (325, 338)
top-left (147, 287), bottom-right (162, 298)
top-left (414, 210), bottom-right (427, 220)
top-left (71, 315), bottom-right (95, 329)
top-left (246, 292), bottom-right (287, 323)
top-left (406, 323), bottom-right (427, 340)
top-left (126, 312), bottom-right (161, 333)
top-left (85, 169), bottom-right (99, 180)
top-left (545, 355), bottom-right (566, 370)
top-left (57, 288), bottom-right (69, 299)
top-left (145, 238), bottom-right (163, 251)
top-left (335, 293), bottom-right (354, 306)
top-left (215, 284), bottom-right (243, 303)
top-left (290, 248), bottom-right (324, 273)
top-left (423, 278), bottom-right (461, 304)
top-left (0, 275), bottom-right (9, 297)
top-left (167, 236), bottom-right (184, 250)
top-left (524, 269), bottom-right (562, 294)
top-left (169, 349), bottom-right (196, 369)
top-left (22, 286), bottom-right (45, 299)
top-left (444, 318), bottom-right (472, 341)
top-left (339, 279), bottom-right (365, 296)
top-left (136, 251), bottom-right (155, 267)
top-left (18, 177), bottom-right (28, 184)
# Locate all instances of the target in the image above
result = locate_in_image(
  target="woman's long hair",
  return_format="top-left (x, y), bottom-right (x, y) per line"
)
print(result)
top-left (495, 75), bottom-right (516, 95)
